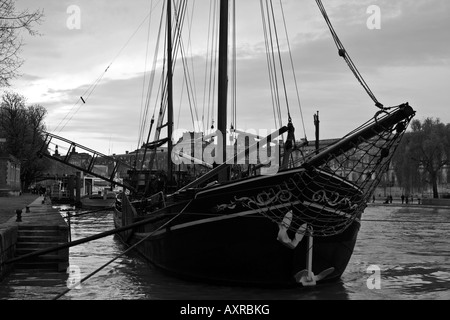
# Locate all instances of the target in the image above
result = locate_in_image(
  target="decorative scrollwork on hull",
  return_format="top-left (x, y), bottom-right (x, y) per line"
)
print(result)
top-left (214, 169), bottom-right (364, 238)
top-left (215, 186), bottom-right (293, 212)
top-left (312, 189), bottom-right (359, 211)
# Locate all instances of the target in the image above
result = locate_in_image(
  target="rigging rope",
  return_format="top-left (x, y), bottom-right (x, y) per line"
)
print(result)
top-left (260, 0), bottom-right (282, 130)
top-left (53, 71), bottom-right (106, 134)
top-left (203, 0), bottom-right (218, 133)
top-left (279, 0), bottom-right (307, 140)
top-left (53, 0), bottom-right (164, 135)
top-left (185, 0), bottom-right (201, 129)
top-left (136, 1), bottom-right (166, 171)
top-left (315, 0), bottom-right (385, 110)
top-left (174, 0), bottom-right (201, 130)
top-left (142, 0), bottom-right (205, 173)
top-left (138, 0), bottom-right (158, 150)
top-left (259, 0), bottom-right (302, 133)
top-left (267, 0), bottom-right (292, 121)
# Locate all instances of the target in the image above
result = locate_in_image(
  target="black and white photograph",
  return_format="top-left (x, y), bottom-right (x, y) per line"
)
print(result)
top-left (0, 0), bottom-right (449, 307)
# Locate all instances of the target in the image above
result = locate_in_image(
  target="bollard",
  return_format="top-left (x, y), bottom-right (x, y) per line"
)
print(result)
top-left (26, 206), bottom-right (30, 213)
top-left (16, 209), bottom-right (22, 222)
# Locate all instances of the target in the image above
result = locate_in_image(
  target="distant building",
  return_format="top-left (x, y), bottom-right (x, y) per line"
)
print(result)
top-left (39, 146), bottom-right (123, 200)
top-left (39, 136), bottom-right (450, 200)
top-left (0, 138), bottom-right (21, 196)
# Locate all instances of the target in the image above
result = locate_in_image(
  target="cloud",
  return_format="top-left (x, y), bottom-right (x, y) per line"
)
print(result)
top-left (324, 0), bottom-right (450, 67)
top-left (6, 0), bottom-right (450, 155)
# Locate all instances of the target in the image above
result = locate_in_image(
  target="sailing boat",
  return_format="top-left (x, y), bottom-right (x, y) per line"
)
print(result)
top-left (113, 0), bottom-right (416, 287)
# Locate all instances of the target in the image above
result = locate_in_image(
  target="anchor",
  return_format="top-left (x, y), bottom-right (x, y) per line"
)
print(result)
top-left (277, 210), bottom-right (307, 249)
top-left (294, 226), bottom-right (335, 286)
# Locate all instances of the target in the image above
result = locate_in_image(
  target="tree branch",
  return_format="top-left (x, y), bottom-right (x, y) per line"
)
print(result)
top-left (0, 0), bottom-right (43, 87)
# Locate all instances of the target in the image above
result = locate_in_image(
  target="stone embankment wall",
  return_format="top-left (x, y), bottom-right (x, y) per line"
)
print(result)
top-left (0, 226), bottom-right (17, 281)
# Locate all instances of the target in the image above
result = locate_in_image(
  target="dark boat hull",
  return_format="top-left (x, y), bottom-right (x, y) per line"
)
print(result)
top-left (116, 214), bottom-right (360, 287)
top-left (114, 167), bottom-right (363, 287)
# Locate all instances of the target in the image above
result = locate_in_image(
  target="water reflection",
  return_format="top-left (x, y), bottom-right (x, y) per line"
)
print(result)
top-left (349, 204), bottom-right (450, 300)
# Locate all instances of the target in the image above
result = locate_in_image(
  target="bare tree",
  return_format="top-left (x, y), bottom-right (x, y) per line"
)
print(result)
top-left (392, 118), bottom-right (450, 198)
top-left (0, 0), bottom-right (44, 87)
top-left (0, 91), bottom-right (50, 189)
top-left (0, 90), bottom-right (27, 157)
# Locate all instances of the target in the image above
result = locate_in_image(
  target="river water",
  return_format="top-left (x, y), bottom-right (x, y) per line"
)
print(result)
top-left (0, 204), bottom-right (449, 301)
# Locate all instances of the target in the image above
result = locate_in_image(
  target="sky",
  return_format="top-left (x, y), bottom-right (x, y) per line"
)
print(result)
top-left (3, 0), bottom-right (450, 156)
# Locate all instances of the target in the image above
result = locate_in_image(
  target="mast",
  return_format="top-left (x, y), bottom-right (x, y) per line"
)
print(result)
top-left (167, 0), bottom-right (174, 186)
top-left (217, 0), bottom-right (229, 182)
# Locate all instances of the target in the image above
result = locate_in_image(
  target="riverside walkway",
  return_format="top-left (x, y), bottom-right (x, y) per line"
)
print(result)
top-left (0, 194), bottom-right (69, 280)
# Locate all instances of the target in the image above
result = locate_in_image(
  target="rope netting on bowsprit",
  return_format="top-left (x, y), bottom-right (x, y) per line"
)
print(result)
top-left (244, 104), bottom-right (415, 238)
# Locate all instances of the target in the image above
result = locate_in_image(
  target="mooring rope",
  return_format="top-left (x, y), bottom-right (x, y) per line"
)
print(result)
top-left (51, 200), bottom-right (192, 300)
top-left (2, 200), bottom-right (190, 267)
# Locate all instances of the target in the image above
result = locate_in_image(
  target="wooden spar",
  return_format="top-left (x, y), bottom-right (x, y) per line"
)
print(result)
top-left (302, 103), bottom-right (415, 169)
top-left (167, 0), bottom-right (174, 186)
top-left (37, 132), bottom-right (137, 192)
top-left (177, 152), bottom-right (214, 169)
top-left (217, 0), bottom-right (229, 182)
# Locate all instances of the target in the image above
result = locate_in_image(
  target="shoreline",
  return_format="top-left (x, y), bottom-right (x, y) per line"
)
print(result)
top-left (0, 193), bottom-right (41, 225)
top-left (367, 202), bottom-right (450, 210)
